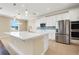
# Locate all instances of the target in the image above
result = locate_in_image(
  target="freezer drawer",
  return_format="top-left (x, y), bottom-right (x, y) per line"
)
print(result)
top-left (55, 34), bottom-right (70, 44)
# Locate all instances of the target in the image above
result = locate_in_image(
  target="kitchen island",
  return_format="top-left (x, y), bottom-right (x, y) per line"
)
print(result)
top-left (0, 31), bottom-right (48, 55)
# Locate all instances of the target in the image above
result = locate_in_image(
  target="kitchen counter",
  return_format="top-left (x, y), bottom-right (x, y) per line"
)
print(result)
top-left (0, 31), bottom-right (48, 55)
top-left (5, 31), bottom-right (48, 40)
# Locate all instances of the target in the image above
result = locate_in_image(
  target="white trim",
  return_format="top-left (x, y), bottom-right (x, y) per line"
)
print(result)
top-left (41, 48), bottom-right (48, 55)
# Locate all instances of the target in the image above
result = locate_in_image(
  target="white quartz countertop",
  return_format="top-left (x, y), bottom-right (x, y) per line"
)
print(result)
top-left (5, 31), bottom-right (48, 40)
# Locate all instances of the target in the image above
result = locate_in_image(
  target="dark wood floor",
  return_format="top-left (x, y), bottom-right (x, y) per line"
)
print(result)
top-left (0, 40), bottom-right (9, 55)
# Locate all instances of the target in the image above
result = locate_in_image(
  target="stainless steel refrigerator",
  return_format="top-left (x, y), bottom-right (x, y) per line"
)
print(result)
top-left (56, 20), bottom-right (70, 44)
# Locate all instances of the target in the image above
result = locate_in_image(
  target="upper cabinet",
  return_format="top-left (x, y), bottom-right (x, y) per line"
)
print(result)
top-left (53, 12), bottom-right (69, 22)
top-left (69, 8), bottom-right (79, 21)
top-left (62, 13), bottom-right (70, 20)
top-left (46, 16), bottom-right (54, 26)
top-left (35, 12), bottom-right (69, 28)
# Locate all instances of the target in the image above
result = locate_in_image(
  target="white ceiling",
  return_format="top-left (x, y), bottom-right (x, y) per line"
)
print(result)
top-left (0, 3), bottom-right (79, 20)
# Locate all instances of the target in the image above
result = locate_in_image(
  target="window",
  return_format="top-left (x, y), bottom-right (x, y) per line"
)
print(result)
top-left (11, 19), bottom-right (19, 30)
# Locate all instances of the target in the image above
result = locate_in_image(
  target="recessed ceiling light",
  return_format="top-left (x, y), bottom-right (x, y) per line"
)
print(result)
top-left (0, 7), bottom-right (2, 10)
top-left (13, 3), bottom-right (16, 6)
top-left (25, 9), bottom-right (28, 11)
top-left (33, 12), bottom-right (37, 15)
top-left (17, 13), bottom-right (21, 15)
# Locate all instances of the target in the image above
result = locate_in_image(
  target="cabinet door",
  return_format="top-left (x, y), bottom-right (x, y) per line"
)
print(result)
top-left (33, 36), bottom-right (44, 55)
top-left (10, 36), bottom-right (34, 55)
top-left (0, 36), bottom-right (15, 54)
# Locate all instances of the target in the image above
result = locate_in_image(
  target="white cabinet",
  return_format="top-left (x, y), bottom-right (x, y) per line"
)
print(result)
top-left (63, 13), bottom-right (70, 20)
top-left (33, 12), bottom-right (69, 40)
top-left (33, 37), bottom-right (44, 54)
top-left (69, 8), bottom-right (79, 21)
top-left (54, 13), bottom-right (69, 21)
top-left (46, 16), bottom-right (54, 26)
top-left (1, 34), bottom-right (48, 55)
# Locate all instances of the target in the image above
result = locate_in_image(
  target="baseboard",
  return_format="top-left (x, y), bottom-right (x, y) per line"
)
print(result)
top-left (41, 48), bottom-right (48, 55)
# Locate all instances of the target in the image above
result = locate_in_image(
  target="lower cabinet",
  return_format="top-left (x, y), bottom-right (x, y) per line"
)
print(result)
top-left (1, 35), bottom-right (46, 55)
top-left (33, 36), bottom-right (44, 55)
